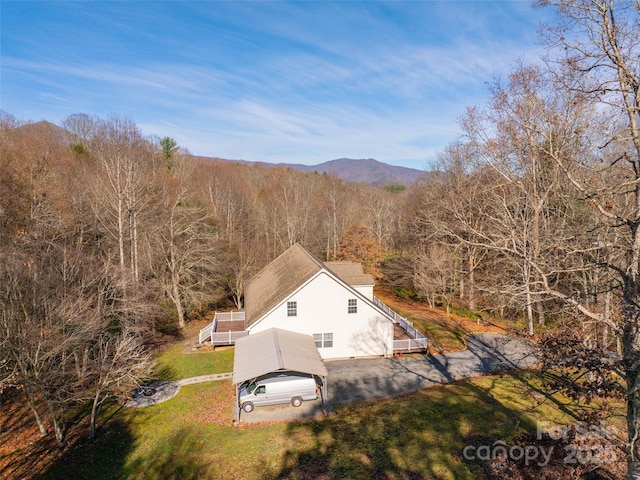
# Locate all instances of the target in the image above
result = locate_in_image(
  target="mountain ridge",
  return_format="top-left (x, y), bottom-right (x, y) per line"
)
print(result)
top-left (216, 157), bottom-right (428, 186)
top-left (10, 121), bottom-right (428, 187)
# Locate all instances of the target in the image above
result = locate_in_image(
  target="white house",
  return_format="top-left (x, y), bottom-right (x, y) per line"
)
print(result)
top-left (244, 244), bottom-right (395, 359)
top-left (199, 243), bottom-right (427, 360)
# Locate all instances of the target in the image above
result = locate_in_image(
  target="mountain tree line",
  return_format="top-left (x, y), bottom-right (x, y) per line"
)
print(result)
top-left (1, 0), bottom-right (639, 476)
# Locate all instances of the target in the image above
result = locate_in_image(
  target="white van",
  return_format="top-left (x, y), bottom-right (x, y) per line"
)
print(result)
top-left (238, 371), bottom-right (320, 413)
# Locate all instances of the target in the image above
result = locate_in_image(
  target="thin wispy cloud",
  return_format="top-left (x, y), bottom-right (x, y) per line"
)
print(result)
top-left (1, 1), bottom-right (554, 169)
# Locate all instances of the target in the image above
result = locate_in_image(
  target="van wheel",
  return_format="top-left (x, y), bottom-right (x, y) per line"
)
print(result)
top-left (243, 402), bottom-right (254, 413)
top-left (291, 397), bottom-right (303, 407)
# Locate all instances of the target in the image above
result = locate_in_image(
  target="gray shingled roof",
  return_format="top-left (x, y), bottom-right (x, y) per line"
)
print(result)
top-left (244, 244), bottom-right (324, 327)
top-left (232, 328), bottom-right (328, 385)
top-left (244, 244), bottom-right (376, 328)
top-left (324, 261), bottom-right (374, 286)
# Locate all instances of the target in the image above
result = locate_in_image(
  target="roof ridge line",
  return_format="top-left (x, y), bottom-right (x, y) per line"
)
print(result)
top-left (272, 328), bottom-right (283, 368)
top-left (295, 243), bottom-right (326, 269)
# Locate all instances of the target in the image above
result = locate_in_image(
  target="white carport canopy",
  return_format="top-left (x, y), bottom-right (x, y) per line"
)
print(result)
top-left (232, 327), bottom-right (328, 385)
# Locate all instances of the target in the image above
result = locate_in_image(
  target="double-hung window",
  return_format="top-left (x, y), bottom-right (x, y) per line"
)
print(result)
top-left (348, 298), bottom-right (357, 314)
top-left (313, 333), bottom-right (333, 348)
top-left (287, 301), bottom-right (297, 317)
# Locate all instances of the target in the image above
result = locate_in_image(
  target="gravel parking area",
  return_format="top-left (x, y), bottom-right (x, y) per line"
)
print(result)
top-left (239, 333), bottom-right (537, 423)
top-left (126, 334), bottom-right (536, 422)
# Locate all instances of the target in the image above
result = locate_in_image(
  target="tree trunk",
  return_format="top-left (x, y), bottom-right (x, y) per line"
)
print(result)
top-left (468, 267), bottom-right (476, 311)
top-left (90, 390), bottom-right (102, 440)
top-left (117, 192), bottom-right (126, 276)
top-left (24, 386), bottom-right (47, 436)
top-left (43, 397), bottom-right (64, 445)
top-left (622, 291), bottom-right (640, 478)
top-left (535, 297), bottom-right (545, 327)
top-left (172, 271), bottom-right (185, 329)
top-left (131, 209), bottom-right (139, 283)
top-left (525, 287), bottom-right (535, 336)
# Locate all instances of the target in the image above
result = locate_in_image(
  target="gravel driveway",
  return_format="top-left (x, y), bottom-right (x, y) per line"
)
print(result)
top-left (240, 333), bottom-right (537, 423)
top-left (125, 334), bottom-right (536, 423)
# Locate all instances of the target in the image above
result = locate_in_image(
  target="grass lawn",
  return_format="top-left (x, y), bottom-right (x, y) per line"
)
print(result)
top-left (9, 310), bottom-right (627, 479)
top-left (39, 361), bottom-right (627, 479)
top-left (405, 312), bottom-right (468, 353)
top-left (154, 343), bottom-right (235, 380)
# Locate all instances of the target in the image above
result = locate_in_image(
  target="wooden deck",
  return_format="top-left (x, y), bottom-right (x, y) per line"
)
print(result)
top-left (215, 320), bottom-right (245, 333)
top-left (199, 302), bottom-right (428, 353)
top-left (393, 324), bottom-right (428, 353)
top-left (394, 324), bottom-right (413, 341)
top-left (214, 323), bottom-right (415, 340)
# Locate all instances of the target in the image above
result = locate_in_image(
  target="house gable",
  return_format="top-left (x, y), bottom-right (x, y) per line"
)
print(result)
top-left (247, 268), bottom-right (394, 359)
top-left (244, 244), bottom-right (324, 327)
top-left (324, 261), bottom-right (373, 287)
top-left (244, 244), bottom-right (377, 328)
top-left (243, 243), bottom-right (395, 359)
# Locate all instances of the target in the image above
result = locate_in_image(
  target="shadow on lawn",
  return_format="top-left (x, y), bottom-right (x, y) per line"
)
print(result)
top-left (38, 418), bottom-right (220, 480)
top-left (125, 426), bottom-right (220, 479)
top-left (37, 417), bottom-right (134, 480)
top-left (261, 366), bottom-right (622, 480)
top-left (262, 378), bottom-right (536, 480)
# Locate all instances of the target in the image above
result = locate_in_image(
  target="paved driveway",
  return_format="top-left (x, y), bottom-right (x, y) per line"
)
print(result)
top-left (240, 333), bottom-right (537, 423)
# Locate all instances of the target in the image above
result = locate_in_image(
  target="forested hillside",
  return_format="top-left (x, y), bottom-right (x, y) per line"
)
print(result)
top-left (2, 1), bottom-right (640, 476)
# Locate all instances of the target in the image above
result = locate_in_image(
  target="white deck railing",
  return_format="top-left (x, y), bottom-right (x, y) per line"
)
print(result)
top-left (373, 296), bottom-right (398, 321)
top-left (214, 311), bottom-right (245, 322)
top-left (393, 338), bottom-right (428, 352)
top-left (198, 311), bottom-right (246, 344)
top-left (373, 296), bottom-right (428, 352)
top-left (200, 301), bottom-right (428, 351)
top-left (397, 316), bottom-right (427, 342)
top-left (210, 330), bottom-right (249, 345)
top-left (199, 320), bottom-right (216, 344)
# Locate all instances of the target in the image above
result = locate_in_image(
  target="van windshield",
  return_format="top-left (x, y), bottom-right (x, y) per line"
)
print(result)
top-left (246, 380), bottom-right (257, 394)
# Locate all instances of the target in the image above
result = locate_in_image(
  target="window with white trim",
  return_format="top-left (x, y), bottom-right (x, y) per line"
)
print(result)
top-left (348, 298), bottom-right (357, 314)
top-left (287, 301), bottom-right (297, 317)
top-left (313, 333), bottom-right (333, 348)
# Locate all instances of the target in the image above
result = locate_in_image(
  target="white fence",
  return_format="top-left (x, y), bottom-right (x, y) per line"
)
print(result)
top-left (373, 296), bottom-right (399, 321)
top-left (373, 296), bottom-right (428, 352)
top-left (214, 311), bottom-right (245, 322)
top-left (199, 321), bottom-right (216, 344)
top-left (397, 317), bottom-right (427, 342)
top-left (198, 311), bottom-right (246, 344)
top-left (393, 338), bottom-right (428, 352)
top-left (210, 330), bottom-right (249, 345)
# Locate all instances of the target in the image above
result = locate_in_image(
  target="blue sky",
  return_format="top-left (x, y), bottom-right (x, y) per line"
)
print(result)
top-left (1, 1), bottom-right (552, 169)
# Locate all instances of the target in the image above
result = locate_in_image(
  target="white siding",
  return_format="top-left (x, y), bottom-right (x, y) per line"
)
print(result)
top-left (247, 271), bottom-right (393, 359)
top-left (353, 285), bottom-right (374, 300)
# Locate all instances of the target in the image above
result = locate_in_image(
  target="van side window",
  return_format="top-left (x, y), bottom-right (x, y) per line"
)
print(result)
top-left (287, 301), bottom-right (297, 317)
top-left (255, 385), bottom-right (266, 394)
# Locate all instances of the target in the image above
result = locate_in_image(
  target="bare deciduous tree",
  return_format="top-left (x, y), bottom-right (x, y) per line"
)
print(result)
top-left (150, 157), bottom-right (222, 329)
top-left (413, 244), bottom-right (457, 313)
top-left (90, 116), bottom-right (157, 284)
top-left (535, 1), bottom-right (640, 475)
